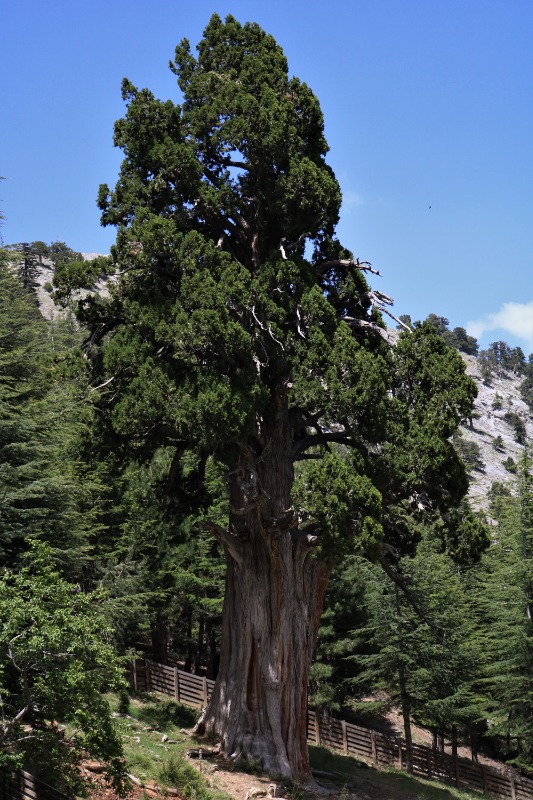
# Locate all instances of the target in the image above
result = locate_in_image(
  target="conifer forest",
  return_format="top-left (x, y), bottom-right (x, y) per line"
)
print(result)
top-left (2, 13), bottom-right (533, 798)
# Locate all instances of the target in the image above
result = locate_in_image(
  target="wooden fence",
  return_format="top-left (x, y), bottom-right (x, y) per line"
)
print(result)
top-left (0, 769), bottom-right (70, 800)
top-left (133, 658), bottom-right (533, 800)
top-left (132, 658), bottom-right (216, 708)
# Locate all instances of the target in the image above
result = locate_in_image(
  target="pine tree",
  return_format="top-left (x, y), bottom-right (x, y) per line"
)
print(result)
top-left (9, 243), bottom-right (41, 296)
top-left (310, 555), bottom-right (370, 711)
top-left (467, 449), bottom-right (533, 767)
top-left (98, 449), bottom-right (226, 670)
top-left (0, 252), bottom-right (54, 562)
top-left (520, 355), bottom-right (533, 413)
top-left (0, 251), bottom-right (104, 575)
top-left (349, 526), bottom-right (486, 771)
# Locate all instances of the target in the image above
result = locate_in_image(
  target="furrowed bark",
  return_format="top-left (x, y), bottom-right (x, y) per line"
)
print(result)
top-left (196, 394), bottom-right (331, 782)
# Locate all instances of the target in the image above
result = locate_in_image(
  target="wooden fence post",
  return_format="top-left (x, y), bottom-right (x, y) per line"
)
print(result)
top-left (427, 749), bottom-right (432, 779)
top-left (146, 659), bottom-right (151, 693)
top-left (174, 667), bottom-right (180, 702)
top-left (398, 740), bottom-right (403, 770)
top-left (370, 730), bottom-right (377, 764)
top-left (202, 676), bottom-right (208, 705)
top-left (453, 753), bottom-right (459, 787)
top-left (341, 720), bottom-right (348, 754)
top-left (510, 773), bottom-right (516, 800)
top-left (479, 764), bottom-right (487, 796)
top-left (315, 713), bottom-right (321, 746)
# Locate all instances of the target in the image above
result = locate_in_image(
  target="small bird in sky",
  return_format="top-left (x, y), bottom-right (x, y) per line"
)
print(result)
top-left (428, 205), bottom-right (432, 209)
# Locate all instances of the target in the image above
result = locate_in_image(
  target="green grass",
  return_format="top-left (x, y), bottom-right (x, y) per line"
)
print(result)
top-left (108, 692), bottom-right (231, 799)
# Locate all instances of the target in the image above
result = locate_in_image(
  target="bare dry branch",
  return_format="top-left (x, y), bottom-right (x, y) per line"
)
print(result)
top-left (294, 231), bottom-right (312, 249)
top-left (203, 520), bottom-right (244, 568)
top-left (2, 704), bottom-right (31, 740)
top-left (89, 376), bottom-right (116, 393)
top-left (222, 159), bottom-right (250, 171)
top-left (268, 325), bottom-right (284, 350)
top-left (296, 306), bottom-right (306, 339)
top-left (317, 258), bottom-right (382, 277)
top-left (342, 317), bottom-right (395, 345)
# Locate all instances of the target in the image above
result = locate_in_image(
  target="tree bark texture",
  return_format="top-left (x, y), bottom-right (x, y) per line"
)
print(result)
top-left (196, 397), bottom-right (331, 781)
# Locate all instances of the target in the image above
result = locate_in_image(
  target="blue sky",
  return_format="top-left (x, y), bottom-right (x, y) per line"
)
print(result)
top-left (2, 0), bottom-right (532, 351)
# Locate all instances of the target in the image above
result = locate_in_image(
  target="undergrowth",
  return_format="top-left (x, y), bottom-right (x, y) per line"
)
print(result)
top-left (107, 691), bottom-right (230, 798)
top-left (158, 755), bottom-right (215, 800)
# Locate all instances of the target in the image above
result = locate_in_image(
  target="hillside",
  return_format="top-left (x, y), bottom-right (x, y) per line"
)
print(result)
top-left (457, 354), bottom-right (532, 510)
top-left (32, 252), bottom-right (107, 319)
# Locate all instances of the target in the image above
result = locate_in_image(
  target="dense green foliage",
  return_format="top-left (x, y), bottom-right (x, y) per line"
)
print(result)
top-left (479, 341), bottom-right (527, 381)
top-left (0, 251), bottom-right (129, 790)
top-left (58, 15), bottom-right (480, 582)
top-left (453, 432), bottom-right (484, 472)
top-left (504, 410), bottom-right (527, 444)
top-left (424, 314), bottom-right (479, 356)
top-left (466, 453), bottom-right (533, 768)
top-left (0, 253), bottom-right (70, 565)
top-left (400, 313), bottom-right (479, 356)
top-left (4, 241), bottom-right (83, 298)
top-left (0, 542), bottom-right (126, 792)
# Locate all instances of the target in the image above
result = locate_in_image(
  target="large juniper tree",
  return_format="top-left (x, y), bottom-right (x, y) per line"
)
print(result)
top-left (60, 15), bottom-right (477, 781)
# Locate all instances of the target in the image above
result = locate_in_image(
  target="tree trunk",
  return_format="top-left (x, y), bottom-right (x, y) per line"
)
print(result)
top-left (470, 730), bottom-right (478, 764)
top-left (207, 617), bottom-right (220, 680)
top-left (398, 659), bottom-right (413, 773)
top-left (194, 613), bottom-right (205, 674)
top-left (184, 607), bottom-right (193, 673)
top-left (151, 612), bottom-right (168, 664)
top-left (395, 587), bottom-right (413, 773)
top-left (451, 724), bottom-right (458, 758)
top-left (196, 396), bottom-right (331, 782)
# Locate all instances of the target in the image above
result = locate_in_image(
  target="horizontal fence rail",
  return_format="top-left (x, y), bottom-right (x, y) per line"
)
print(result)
top-left (0, 769), bottom-right (71, 800)
top-left (132, 658), bottom-right (533, 800)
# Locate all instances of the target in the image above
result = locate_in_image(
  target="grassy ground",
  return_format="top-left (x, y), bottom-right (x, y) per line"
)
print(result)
top-left (109, 693), bottom-right (493, 800)
top-left (108, 692), bottom-right (231, 798)
top-left (308, 745), bottom-right (492, 800)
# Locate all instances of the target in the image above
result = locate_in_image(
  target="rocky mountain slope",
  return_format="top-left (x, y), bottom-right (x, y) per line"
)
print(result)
top-left (458, 354), bottom-right (532, 510)
top-left (34, 253), bottom-right (106, 319)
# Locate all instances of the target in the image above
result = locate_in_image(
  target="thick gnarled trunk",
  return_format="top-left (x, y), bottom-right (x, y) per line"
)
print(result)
top-left (196, 398), bottom-right (330, 781)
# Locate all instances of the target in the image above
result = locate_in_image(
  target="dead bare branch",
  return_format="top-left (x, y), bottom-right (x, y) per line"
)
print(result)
top-left (317, 258), bottom-right (382, 277)
top-left (203, 520), bottom-right (244, 568)
top-left (342, 317), bottom-right (395, 345)
top-left (89, 376), bottom-right (116, 393)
